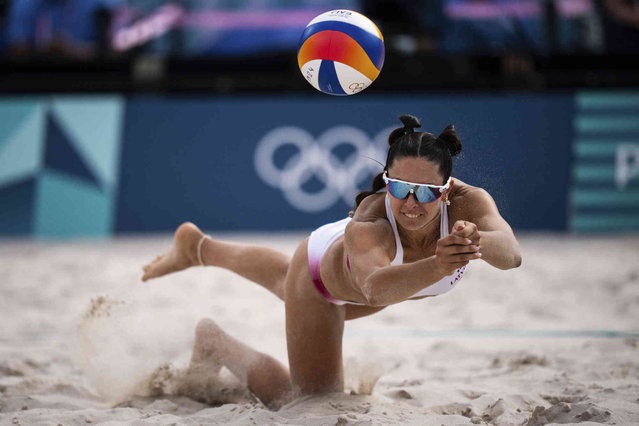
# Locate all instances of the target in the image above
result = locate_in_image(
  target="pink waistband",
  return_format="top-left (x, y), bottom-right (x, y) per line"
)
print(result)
top-left (308, 256), bottom-right (348, 306)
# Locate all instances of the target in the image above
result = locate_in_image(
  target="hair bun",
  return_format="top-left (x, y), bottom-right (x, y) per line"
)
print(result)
top-left (388, 114), bottom-right (422, 146)
top-left (399, 114), bottom-right (421, 132)
top-left (438, 124), bottom-right (462, 157)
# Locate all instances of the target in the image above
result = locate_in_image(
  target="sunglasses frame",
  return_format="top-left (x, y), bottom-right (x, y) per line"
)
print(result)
top-left (382, 172), bottom-right (452, 203)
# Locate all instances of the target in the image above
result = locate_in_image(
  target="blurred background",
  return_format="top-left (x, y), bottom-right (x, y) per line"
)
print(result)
top-left (1, 0), bottom-right (638, 238)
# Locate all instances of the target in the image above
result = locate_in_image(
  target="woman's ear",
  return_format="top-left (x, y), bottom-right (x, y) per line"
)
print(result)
top-left (442, 179), bottom-right (454, 204)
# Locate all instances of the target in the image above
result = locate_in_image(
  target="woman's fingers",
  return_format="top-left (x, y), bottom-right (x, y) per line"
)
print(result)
top-left (440, 234), bottom-right (473, 246)
top-left (436, 245), bottom-right (481, 274)
top-left (451, 220), bottom-right (470, 234)
top-left (452, 244), bottom-right (480, 254)
top-left (436, 226), bottom-right (482, 274)
top-left (438, 242), bottom-right (480, 255)
top-left (451, 220), bottom-right (480, 244)
top-left (449, 251), bottom-right (481, 261)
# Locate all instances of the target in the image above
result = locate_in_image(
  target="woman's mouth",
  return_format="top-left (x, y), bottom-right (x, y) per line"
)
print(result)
top-left (402, 212), bottom-right (421, 219)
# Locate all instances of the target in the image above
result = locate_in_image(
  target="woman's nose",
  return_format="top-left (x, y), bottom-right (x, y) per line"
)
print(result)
top-left (404, 192), bottom-right (419, 207)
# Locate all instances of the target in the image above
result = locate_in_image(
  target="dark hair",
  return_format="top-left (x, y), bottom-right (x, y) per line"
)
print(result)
top-left (354, 114), bottom-right (462, 209)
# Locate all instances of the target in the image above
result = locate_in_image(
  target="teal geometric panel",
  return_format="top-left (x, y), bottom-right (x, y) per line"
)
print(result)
top-left (34, 170), bottom-right (113, 238)
top-left (0, 101), bottom-right (45, 188)
top-left (0, 178), bottom-right (37, 235)
top-left (575, 116), bottom-right (639, 133)
top-left (576, 93), bottom-right (639, 109)
top-left (50, 97), bottom-right (125, 191)
top-left (0, 98), bottom-right (42, 150)
top-left (571, 91), bottom-right (639, 232)
top-left (44, 112), bottom-right (101, 188)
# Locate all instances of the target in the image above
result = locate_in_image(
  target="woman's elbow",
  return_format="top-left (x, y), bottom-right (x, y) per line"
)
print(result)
top-left (364, 293), bottom-right (386, 307)
top-left (493, 251), bottom-right (522, 270)
top-left (503, 239), bottom-right (522, 269)
top-left (512, 252), bottom-right (522, 268)
top-left (507, 251), bottom-right (522, 269)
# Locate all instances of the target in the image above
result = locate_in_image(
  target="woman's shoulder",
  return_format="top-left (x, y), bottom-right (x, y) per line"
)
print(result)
top-left (449, 179), bottom-right (500, 219)
top-left (350, 192), bottom-right (386, 221)
top-left (345, 194), bottom-right (395, 248)
top-left (451, 179), bottom-right (494, 203)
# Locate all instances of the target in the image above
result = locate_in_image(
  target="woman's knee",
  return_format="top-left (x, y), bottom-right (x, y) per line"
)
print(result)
top-left (194, 317), bottom-right (221, 340)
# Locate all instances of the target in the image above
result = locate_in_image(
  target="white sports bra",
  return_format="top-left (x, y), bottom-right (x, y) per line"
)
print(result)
top-left (384, 194), bottom-right (467, 298)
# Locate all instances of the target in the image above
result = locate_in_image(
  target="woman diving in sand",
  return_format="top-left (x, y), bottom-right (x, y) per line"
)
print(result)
top-left (141, 114), bottom-right (522, 409)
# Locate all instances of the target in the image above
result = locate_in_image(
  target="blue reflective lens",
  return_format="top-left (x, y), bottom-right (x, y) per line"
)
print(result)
top-left (387, 181), bottom-right (412, 199)
top-left (414, 185), bottom-right (439, 203)
top-left (387, 181), bottom-right (440, 203)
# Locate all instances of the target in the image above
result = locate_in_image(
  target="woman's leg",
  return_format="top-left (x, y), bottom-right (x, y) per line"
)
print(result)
top-left (189, 318), bottom-right (292, 409)
top-left (284, 240), bottom-right (347, 395)
top-left (187, 239), bottom-right (347, 407)
top-left (150, 227), bottom-right (379, 404)
top-left (142, 222), bottom-right (290, 299)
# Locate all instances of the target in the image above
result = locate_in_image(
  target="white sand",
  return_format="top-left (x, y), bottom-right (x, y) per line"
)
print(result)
top-left (1, 232), bottom-right (638, 425)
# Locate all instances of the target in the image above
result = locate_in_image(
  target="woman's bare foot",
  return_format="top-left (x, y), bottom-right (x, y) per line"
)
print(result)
top-left (142, 222), bottom-right (206, 282)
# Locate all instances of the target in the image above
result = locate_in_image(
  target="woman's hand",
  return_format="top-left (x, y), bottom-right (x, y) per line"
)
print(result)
top-left (434, 220), bottom-right (481, 275)
top-left (452, 220), bottom-right (481, 245)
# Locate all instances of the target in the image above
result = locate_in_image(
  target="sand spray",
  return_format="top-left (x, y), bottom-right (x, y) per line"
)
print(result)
top-left (75, 280), bottom-right (252, 405)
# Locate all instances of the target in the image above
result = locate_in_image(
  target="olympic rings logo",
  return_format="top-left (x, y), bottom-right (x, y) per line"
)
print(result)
top-left (348, 82), bottom-right (367, 94)
top-left (254, 125), bottom-right (395, 212)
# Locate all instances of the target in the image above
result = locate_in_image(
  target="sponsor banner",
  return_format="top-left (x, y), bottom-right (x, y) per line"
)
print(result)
top-left (116, 95), bottom-right (574, 232)
top-left (1, 94), bottom-right (576, 236)
top-left (571, 92), bottom-right (639, 232)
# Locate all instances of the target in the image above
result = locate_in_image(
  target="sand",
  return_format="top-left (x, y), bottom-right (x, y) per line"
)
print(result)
top-left (1, 232), bottom-right (638, 425)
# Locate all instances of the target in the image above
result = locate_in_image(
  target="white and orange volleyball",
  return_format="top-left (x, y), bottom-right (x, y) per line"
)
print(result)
top-left (297, 10), bottom-right (384, 96)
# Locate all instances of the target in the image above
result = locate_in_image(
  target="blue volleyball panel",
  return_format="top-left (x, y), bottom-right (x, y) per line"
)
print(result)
top-left (299, 21), bottom-right (384, 69)
top-left (318, 60), bottom-right (347, 96)
top-left (34, 170), bottom-right (112, 238)
top-left (0, 178), bottom-right (36, 235)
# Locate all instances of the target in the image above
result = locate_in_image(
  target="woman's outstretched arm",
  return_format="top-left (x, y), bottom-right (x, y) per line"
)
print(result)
top-left (344, 187), bottom-right (520, 307)
top-left (450, 187), bottom-right (522, 270)
top-left (343, 219), bottom-right (480, 307)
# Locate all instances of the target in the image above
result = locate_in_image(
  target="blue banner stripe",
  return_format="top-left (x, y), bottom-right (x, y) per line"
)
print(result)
top-left (574, 130), bottom-right (639, 139)
top-left (572, 190), bottom-right (639, 207)
top-left (577, 92), bottom-right (639, 109)
top-left (575, 138), bottom-right (638, 145)
top-left (318, 60), bottom-right (347, 96)
top-left (576, 108), bottom-right (639, 116)
top-left (574, 181), bottom-right (639, 190)
top-left (574, 143), bottom-right (617, 158)
top-left (574, 206), bottom-right (639, 215)
top-left (572, 215), bottom-right (639, 231)
top-left (299, 21), bottom-right (384, 69)
top-left (572, 164), bottom-right (615, 181)
top-left (571, 91), bottom-right (639, 232)
top-left (574, 158), bottom-right (616, 167)
top-left (576, 116), bottom-right (639, 133)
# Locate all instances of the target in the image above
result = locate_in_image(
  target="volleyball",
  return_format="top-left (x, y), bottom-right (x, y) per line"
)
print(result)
top-left (297, 10), bottom-right (384, 96)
